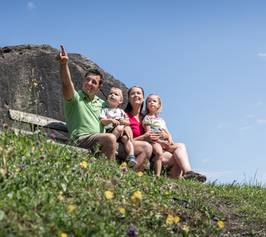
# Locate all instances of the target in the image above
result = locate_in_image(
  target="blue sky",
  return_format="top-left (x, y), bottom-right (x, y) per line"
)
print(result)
top-left (2, 0), bottom-right (266, 185)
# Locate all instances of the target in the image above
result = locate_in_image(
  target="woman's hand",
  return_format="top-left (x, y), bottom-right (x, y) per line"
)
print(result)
top-left (158, 130), bottom-right (169, 140)
top-left (144, 131), bottom-right (160, 142)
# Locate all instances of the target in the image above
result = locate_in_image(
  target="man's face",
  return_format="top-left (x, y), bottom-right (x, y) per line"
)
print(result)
top-left (82, 74), bottom-right (101, 97)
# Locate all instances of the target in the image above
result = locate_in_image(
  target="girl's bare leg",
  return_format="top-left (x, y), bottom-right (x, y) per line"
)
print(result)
top-left (152, 143), bottom-right (164, 176)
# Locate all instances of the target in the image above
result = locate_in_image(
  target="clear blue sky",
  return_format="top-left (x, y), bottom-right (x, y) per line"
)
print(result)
top-left (2, 0), bottom-right (266, 185)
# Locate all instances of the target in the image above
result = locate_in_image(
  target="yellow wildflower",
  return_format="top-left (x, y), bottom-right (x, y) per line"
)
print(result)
top-left (217, 220), bottom-right (225, 229)
top-left (0, 168), bottom-right (7, 176)
top-left (60, 232), bottom-right (68, 237)
top-left (118, 207), bottom-right (126, 215)
top-left (79, 161), bottom-right (88, 169)
top-left (136, 171), bottom-right (143, 177)
top-left (166, 214), bottom-right (175, 225)
top-left (67, 204), bottom-right (77, 213)
top-left (57, 192), bottom-right (64, 201)
top-left (174, 215), bottom-right (180, 224)
top-left (166, 214), bottom-right (180, 225)
top-left (104, 190), bottom-right (114, 199)
top-left (131, 191), bottom-right (142, 202)
top-left (15, 168), bottom-right (21, 173)
top-left (119, 162), bottom-right (127, 169)
top-left (182, 224), bottom-right (189, 233)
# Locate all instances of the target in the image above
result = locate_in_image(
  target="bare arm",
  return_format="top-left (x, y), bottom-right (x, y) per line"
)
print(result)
top-left (135, 124), bottom-right (160, 142)
top-left (167, 132), bottom-right (174, 144)
top-left (143, 124), bottom-right (151, 132)
top-left (100, 118), bottom-right (120, 126)
top-left (119, 117), bottom-right (130, 126)
top-left (59, 45), bottom-right (75, 100)
top-left (134, 131), bottom-right (159, 142)
top-left (159, 129), bottom-right (174, 144)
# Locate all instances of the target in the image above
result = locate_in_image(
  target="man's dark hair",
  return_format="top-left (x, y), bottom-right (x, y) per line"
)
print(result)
top-left (84, 68), bottom-right (103, 85)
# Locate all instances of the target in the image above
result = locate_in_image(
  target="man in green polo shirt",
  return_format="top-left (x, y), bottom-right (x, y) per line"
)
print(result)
top-left (59, 45), bottom-right (116, 160)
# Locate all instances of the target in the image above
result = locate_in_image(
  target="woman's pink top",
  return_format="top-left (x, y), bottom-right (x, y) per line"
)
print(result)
top-left (126, 112), bottom-right (144, 138)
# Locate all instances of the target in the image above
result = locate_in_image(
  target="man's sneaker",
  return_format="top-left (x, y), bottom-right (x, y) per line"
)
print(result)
top-left (183, 171), bottom-right (207, 183)
top-left (127, 155), bottom-right (137, 168)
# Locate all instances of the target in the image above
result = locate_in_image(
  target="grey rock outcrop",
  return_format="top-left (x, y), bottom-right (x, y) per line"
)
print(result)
top-left (0, 44), bottom-right (128, 125)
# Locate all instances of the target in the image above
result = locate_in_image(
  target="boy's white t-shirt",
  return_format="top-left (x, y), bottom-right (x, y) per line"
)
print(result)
top-left (100, 107), bottom-right (127, 130)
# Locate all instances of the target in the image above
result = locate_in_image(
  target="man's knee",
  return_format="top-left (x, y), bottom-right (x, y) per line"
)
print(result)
top-left (98, 133), bottom-right (116, 148)
top-left (105, 133), bottom-right (117, 144)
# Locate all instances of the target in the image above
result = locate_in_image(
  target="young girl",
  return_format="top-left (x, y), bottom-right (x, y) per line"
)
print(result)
top-left (100, 87), bottom-right (137, 168)
top-left (143, 94), bottom-right (179, 176)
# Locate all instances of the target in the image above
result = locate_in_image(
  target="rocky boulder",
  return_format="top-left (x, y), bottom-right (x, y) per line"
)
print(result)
top-left (0, 44), bottom-right (128, 126)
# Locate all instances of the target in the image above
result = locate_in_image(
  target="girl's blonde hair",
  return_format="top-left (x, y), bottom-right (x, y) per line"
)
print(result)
top-left (145, 94), bottom-right (162, 114)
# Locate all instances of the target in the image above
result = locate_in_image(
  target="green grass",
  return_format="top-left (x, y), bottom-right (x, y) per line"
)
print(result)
top-left (0, 130), bottom-right (266, 237)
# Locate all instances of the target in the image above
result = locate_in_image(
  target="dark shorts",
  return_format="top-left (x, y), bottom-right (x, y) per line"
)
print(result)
top-left (75, 134), bottom-right (102, 151)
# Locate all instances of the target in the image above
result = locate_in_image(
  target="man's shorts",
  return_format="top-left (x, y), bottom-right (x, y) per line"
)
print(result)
top-left (75, 134), bottom-right (103, 151)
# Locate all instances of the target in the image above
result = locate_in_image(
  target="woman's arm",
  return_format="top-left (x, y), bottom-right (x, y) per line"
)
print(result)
top-left (160, 129), bottom-right (174, 144)
top-left (134, 128), bottom-right (160, 142)
top-left (133, 131), bottom-right (151, 141)
top-left (143, 124), bottom-right (151, 132)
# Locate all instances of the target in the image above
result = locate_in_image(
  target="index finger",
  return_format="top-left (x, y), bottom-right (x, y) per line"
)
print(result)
top-left (60, 45), bottom-right (66, 56)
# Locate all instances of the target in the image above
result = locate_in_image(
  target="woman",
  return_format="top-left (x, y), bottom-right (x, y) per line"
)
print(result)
top-left (125, 86), bottom-right (206, 182)
top-left (112, 86), bottom-right (152, 170)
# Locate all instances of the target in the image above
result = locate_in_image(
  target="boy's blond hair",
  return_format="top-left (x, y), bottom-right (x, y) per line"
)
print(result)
top-left (109, 87), bottom-right (123, 101)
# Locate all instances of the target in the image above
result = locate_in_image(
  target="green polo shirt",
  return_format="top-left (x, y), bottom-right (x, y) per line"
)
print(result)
top-left (64, 90), bottom-right (106, 142)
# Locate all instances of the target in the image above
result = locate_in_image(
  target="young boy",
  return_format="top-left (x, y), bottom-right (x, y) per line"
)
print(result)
top-left (100, 87), bottom-right (137, 168)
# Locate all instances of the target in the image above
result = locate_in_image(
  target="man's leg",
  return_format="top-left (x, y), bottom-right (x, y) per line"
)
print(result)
top-left (77, 133), bottom-right (117, 160)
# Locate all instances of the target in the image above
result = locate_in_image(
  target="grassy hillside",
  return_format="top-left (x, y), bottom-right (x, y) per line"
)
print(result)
top-left (0, 130), bottom-right (266, 237)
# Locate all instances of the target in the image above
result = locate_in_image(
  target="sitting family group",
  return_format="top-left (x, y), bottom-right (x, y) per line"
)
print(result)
top-left (59, 45), bottom-right (206, 182)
